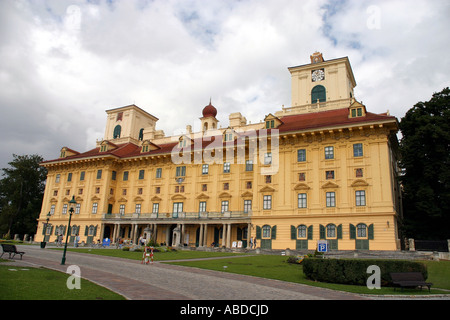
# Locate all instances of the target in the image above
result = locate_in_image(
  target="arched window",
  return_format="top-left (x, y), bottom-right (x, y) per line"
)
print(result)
top-left (297, 225), bottom-right (307, 238)
top-left (326, 224), bottom-right (336, 238)
top-left (113, 125), bottom-right (121, 139)
top-left (262, 225), bottom-right (271, 238)
top-left (311, 85), bottom-right (326, 103)
top-left (139, 128), bottom-right (144, 141)
top-left (357, 223), bottom-right (367, 238)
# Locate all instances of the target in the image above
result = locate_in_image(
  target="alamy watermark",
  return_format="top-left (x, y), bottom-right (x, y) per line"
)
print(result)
top-left (66, 265), bottom-right (81, 290)
top-left (366, 265), bottom-right (381, 290)
top-left (170, 129), bottom-right (280, 175)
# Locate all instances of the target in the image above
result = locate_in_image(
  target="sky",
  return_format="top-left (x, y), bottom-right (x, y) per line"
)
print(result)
top-left (0, 0), bottom-right (449, 170)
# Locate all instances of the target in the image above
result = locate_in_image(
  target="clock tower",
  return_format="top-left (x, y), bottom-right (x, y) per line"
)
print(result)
top-left (286, 52), bottom-right (357, 114)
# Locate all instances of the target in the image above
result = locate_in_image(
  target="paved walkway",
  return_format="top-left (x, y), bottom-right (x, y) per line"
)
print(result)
top-left (5, 245), bottom-right (371, 301)
top-left (5, 245), bottom-right (449, 301)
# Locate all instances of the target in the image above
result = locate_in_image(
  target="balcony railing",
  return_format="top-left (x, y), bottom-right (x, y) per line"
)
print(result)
top-left (102, 211), bottom-right (252, 221)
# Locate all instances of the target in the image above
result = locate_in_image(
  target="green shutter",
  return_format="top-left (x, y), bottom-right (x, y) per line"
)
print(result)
top-left (368, 224), bottom-right (374, 240)
top-left (319, 225), bottom-right (325, 239)
top-left (256, 226), bottom-right (261, 240)
top-left (85, 226), bottom-right (89, 236)
top-left (94, 225), bottom-right (98, 237)
top-left (271, 225), bottom-right (277, 240)
top-left (337, 224), bottom-right (342, 239)
top-left (350, 224), bottom-right (356, 239)
top-left (291, 225), bottom-right (296, 240)
top-left (307, 225), bottom-right (313, 240)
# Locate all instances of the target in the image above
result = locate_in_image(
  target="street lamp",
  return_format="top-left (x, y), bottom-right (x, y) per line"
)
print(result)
top-left (40, 212), bottom-right (51, 249)
top-left (61, 195), bottom-right (77, 265)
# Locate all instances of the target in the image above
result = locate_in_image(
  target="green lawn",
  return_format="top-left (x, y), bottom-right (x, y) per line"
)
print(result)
top-left (0, 265), bottom-right (125, 300)
top-left (167, 255), bottom-right (450, 295)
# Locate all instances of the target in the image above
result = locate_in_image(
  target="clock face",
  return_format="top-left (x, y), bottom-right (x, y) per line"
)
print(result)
top-left (312, 69), bottom-right (325, 82)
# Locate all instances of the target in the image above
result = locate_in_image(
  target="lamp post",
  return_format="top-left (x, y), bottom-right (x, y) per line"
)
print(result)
top-left (40, 212), bottom-right (51, 249)
top-left (61, 195), bottom-right (77, 265)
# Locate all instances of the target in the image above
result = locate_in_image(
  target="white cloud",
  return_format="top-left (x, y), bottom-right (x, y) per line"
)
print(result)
top-left (0, 0), bottom-right (448, 169)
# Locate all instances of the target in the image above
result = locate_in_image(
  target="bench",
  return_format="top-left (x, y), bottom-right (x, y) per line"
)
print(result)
top-left (0, 244), bottom-right (25, 260)
top-left (390, 272), bottom-right (433, 292)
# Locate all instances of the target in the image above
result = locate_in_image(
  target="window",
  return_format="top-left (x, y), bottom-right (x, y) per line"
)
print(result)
top-left (327, 224), bottom-right (336, 238)
top-left (298, 193), bottom-right (307, 208)
top-left (53, 190), bottom-right (58, 196)
top-left (357, 223), bottom-right (367, 238)
top-left (199, 201), bottom-right (207, 213)
top-left (202, 184), bottom-right (207, 192)
top-left (67, 173), bottom-right (72, 182)
top-left (356, 190), bottom-right (366, 206)
top-left (139, 128), bottom-right (144, 141)
top-left (326, 192), bottom-right (336, 207)
top-left (264, 152), bottom-right (272, 165)
top-left (262, 225), bottom-right (271, 238)
top-left (139, 170), bottom-right (145, 180)
top-left (353, 143), bottom-right (363, 157)
top-left (244, 200), bottom-right (252, 213)
top-left (116, 112), bottom-right (123, 121)
top-left (78, 188), bottom-right (83, 195)
top-left (92, 202), bottom-right (98, 214)
top-left (119, 204), bottom-right (125, 215)
top-left (80, 171), bottom-right (85, 181)
top-left (297, 225), bottom-right (307, 238)
top-left (152, 203), bottom-right (159, 214)
top-left (113, 125), bottom-right (121, 139)
top-left (246, 181), bottom-right (252, 189)
top-left (223, 183), bottom-right (229, 190)
top-left (62, 204), bottom-right (68, 214)
top-left (325, 146), bottom-right (334, 159)
top-left (156, 168), bottom-right (162, 178)
top-left (96, 170), bottom-right (102, 179)
top-left (50, 205), bottom-right (55, 215)
top-left (202, 164), bottom-right (209, 175)
top-left (223, 162), bottom-right (230, 173)
top-left (265, 175), bottom-right (272, 183)
top-left (245, 160), bottom-right (253, 171)
top-left (221, 200), bottom-right (229, 213)
top-left (75, 203), bottom-right (80, 214)
top-left (173, 202), bottom-right (183, 213)
top-left (176, 166), bottom-right (186, 177)
top-left (56, 174), bottom-right (60, 183)
top-left (356, 168), bottom-right (363, 178)
top-left (351, 108), bottom-right (363, 118)
top-left (155, 187), bottom-right (160, 194)
top-left (137, 188), bottom-right (143, 195)
top-left (224, 133), bottom-right (233, 141)
top-left (299, 173), bottom-right (306, 181)
top-left (297, 149), bottom-right (306, 162)
top-left (95, 187), bottom-right (100, 194)
top-left (123, 171), bottom-right (129, 181)
top-left (112, 171), bottom-right (116, 180)
top-left (311, 85), bottom-right (326, 103)
top-left (122, 189), bottom-right (127, 196)
top-left (326, 170), bottom-right (335, 180)
top-left (263, 195), bottom-right (272, 210)
top-left (135, 204), bottom-right (141, 214)
top-left (266, 120), bottom-right (275, 129)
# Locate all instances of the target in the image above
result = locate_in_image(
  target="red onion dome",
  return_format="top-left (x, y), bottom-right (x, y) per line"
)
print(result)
top-left (202, 100), bottom-right (217, 118)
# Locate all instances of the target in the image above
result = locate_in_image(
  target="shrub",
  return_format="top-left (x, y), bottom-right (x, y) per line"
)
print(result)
top-left (302, 258), bottom-right (428, 287)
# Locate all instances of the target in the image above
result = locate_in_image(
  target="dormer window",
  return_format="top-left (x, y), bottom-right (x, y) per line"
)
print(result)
top-left (349, 101), bottom-right (367, 118)
top-left (264, 114), bottom-right (282, 129)
top-left (351, 107), bottom-right (363, 118)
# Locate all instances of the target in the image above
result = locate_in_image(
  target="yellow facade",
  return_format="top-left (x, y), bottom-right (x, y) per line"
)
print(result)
top-left (36, 53), bottom-right (402, 251)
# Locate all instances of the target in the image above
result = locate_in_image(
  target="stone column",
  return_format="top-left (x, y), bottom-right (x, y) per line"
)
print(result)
top-left (221, 224), bottom-right (226, 247)
top-left (199, 224), bottom-right (204, 248)
top-left (203, 224), bottom-right (208, 247)
top-left (226, 223), bottom-right (231, 248)
top-left (408, 238), bottom-right (415, 251)
top-left (247, 223), bottom-right (252, 249)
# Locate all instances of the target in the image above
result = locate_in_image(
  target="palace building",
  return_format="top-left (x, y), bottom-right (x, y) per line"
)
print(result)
top-left (36, 52), bottom-right (402, 251)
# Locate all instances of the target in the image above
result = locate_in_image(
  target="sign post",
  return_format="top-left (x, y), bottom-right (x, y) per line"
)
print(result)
top-left (317, 240), bottom-right (328, 253)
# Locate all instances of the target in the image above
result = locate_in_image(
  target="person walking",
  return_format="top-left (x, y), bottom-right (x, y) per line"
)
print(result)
top-left (74, 234), bottom-right (80, 248)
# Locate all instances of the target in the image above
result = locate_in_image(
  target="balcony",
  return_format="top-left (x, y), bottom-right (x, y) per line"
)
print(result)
top-left (102, 211), bottom-right (252, 222)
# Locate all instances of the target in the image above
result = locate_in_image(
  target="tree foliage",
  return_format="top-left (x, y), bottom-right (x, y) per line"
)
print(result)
top-left (0, 154), bottom-right (47, 238)
top-left (399, 87), bottom-right (450, 239)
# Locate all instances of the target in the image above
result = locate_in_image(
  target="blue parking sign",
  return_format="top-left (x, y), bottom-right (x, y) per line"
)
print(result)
top-left (318, 240), bottom-right (328, 252)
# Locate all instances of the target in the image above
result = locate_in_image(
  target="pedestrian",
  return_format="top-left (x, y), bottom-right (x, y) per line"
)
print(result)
top-left (74, 234), bottom-right (80, 248)
top-left (253, 237), bottom-right (257, 249)
top-left (249, 237), bottom-right (253, 249)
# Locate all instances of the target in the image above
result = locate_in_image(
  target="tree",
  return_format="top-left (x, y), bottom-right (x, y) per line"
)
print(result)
top-left (399, 87), bottom-right (450, 239)
top-left (0, 154), bottom-right (47, 239)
